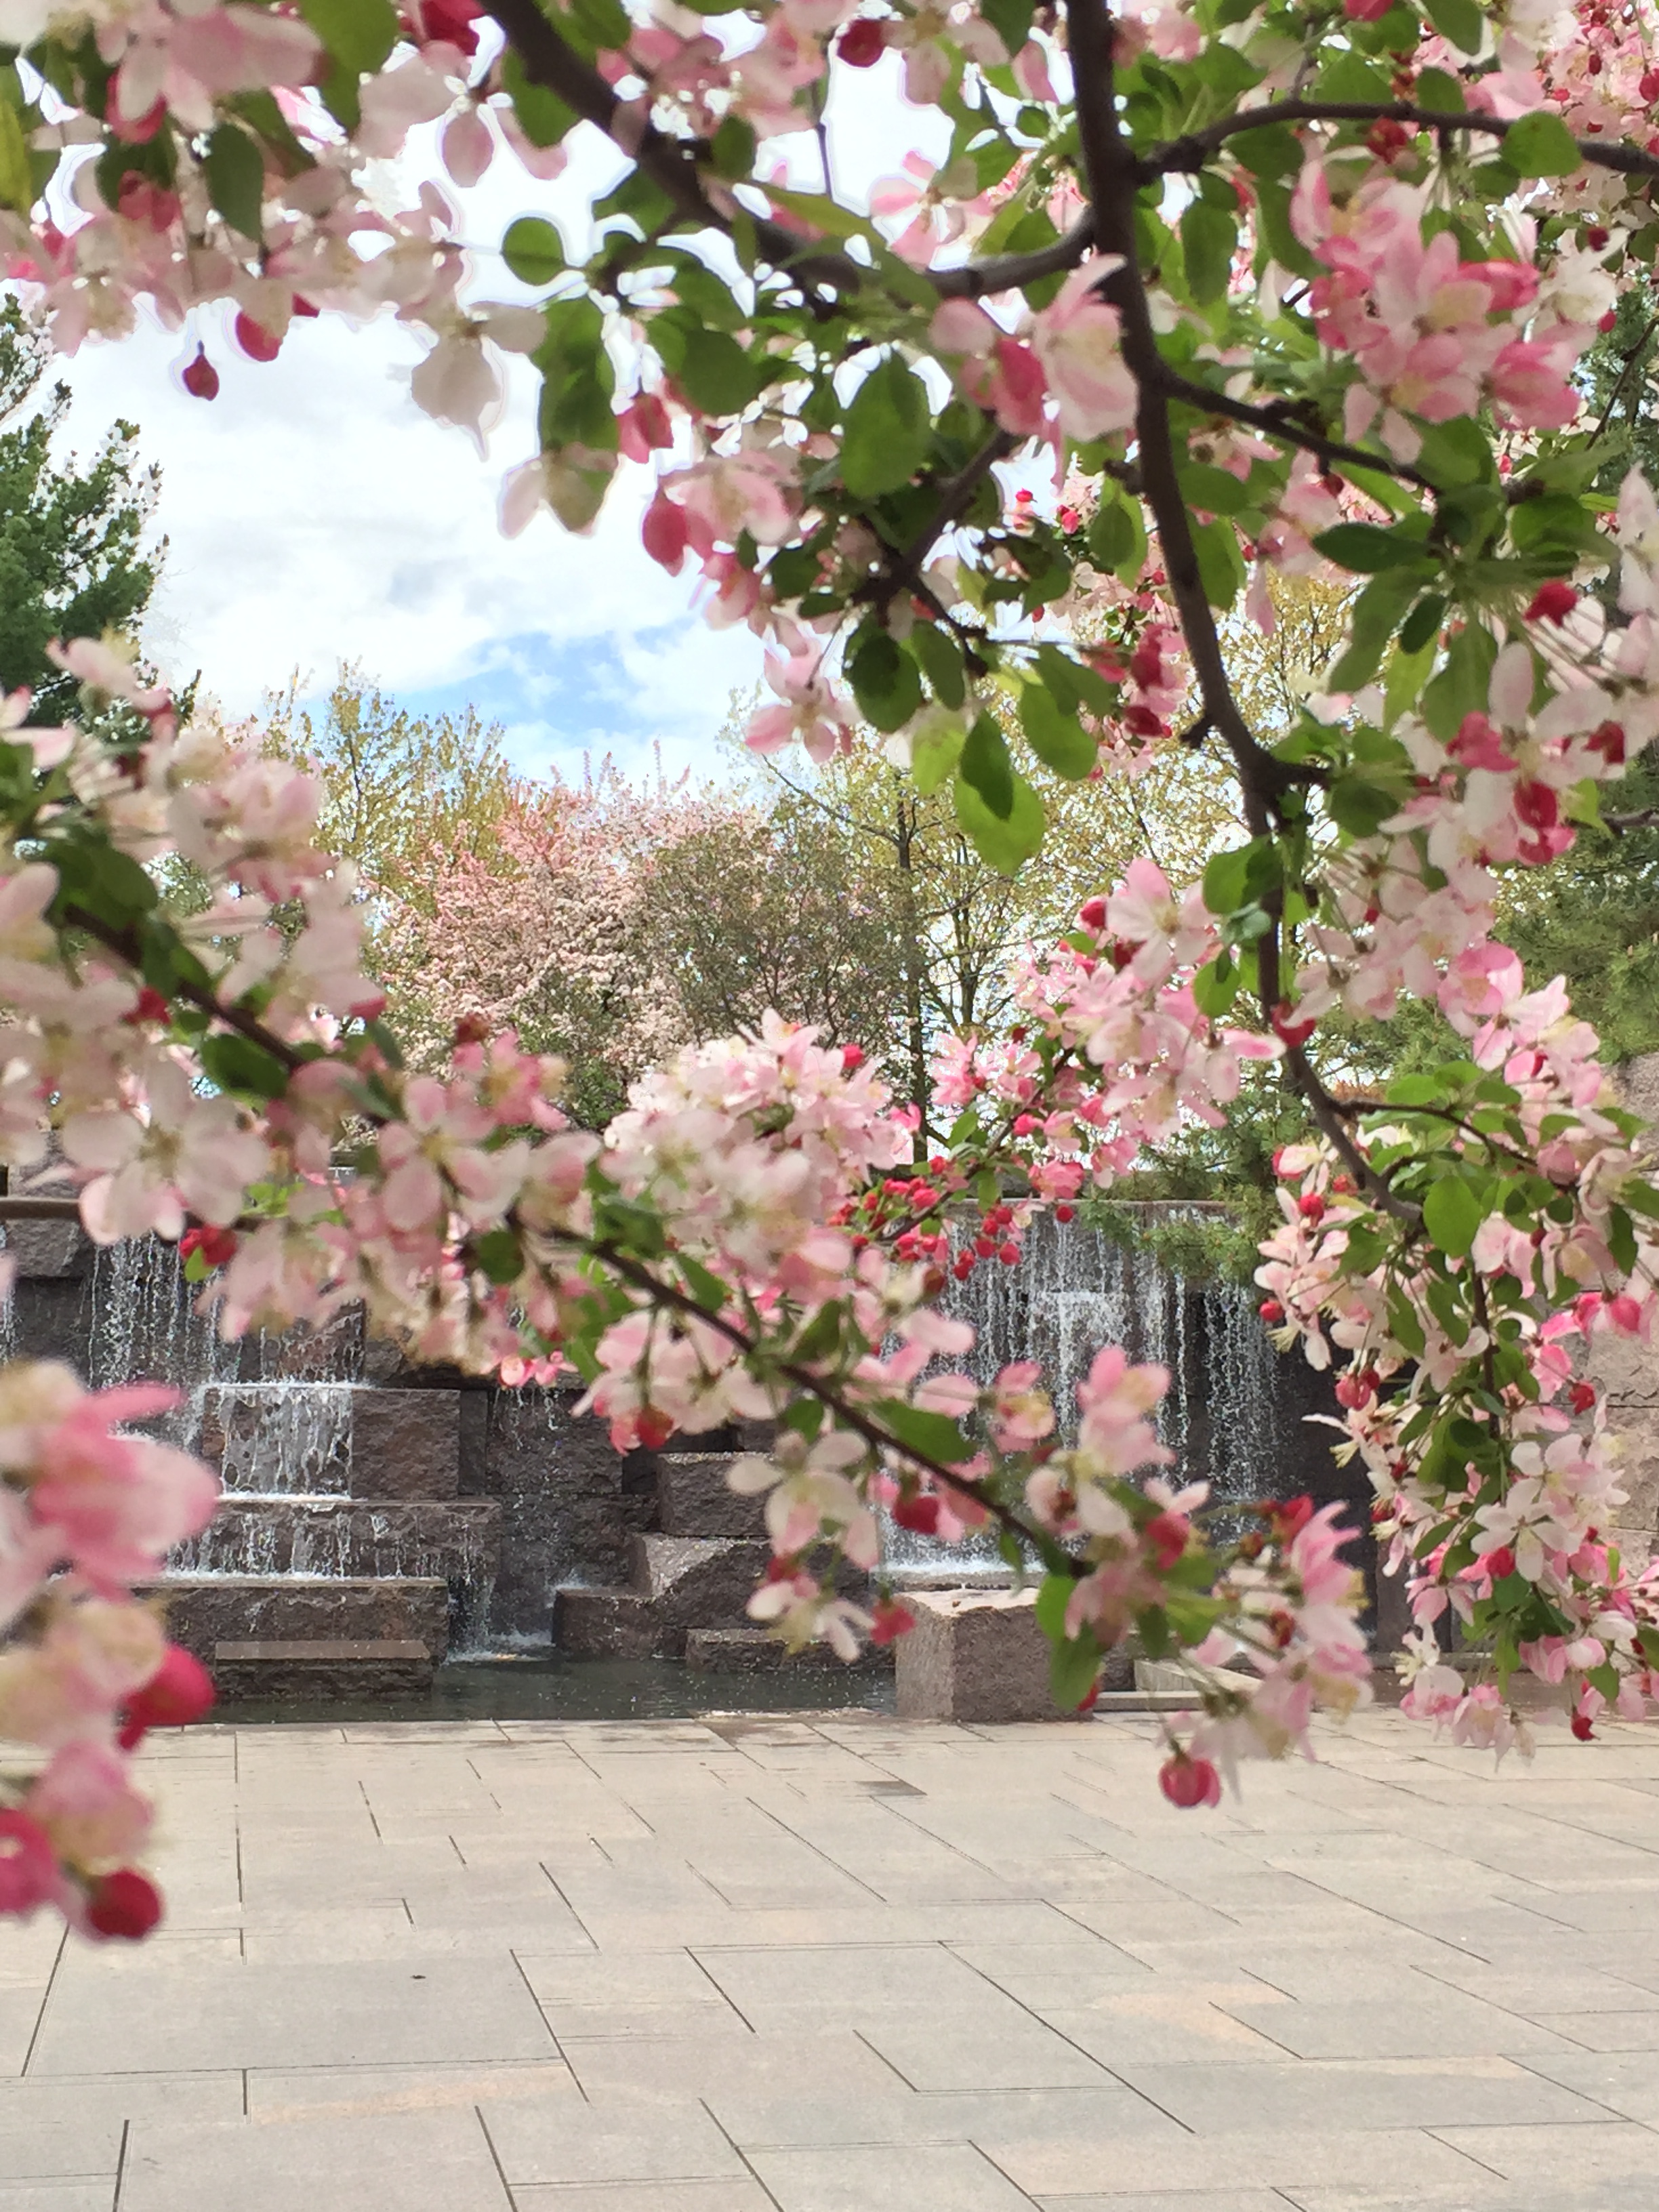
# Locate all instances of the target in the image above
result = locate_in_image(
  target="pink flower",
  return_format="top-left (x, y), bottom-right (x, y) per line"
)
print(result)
top-left (1031, 258), bottom-right (1137, 438)
top-left (0, 1811), bottom-right (58, 1918)
top-left (26, 1743), bottom-right (152, 1874)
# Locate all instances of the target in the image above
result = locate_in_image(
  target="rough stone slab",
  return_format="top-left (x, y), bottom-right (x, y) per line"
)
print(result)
top-left (212, 1639), bottom-right (434, 1699)
top-left (628, 1533), bottom-right (772, 1635)
top-left (896, 1590), bottom-right (1061, 1723)
top-left (144, 1575), bottom-right (449, 1662)
top-left (655, 1454), bottom-right (768, 1540)
top-left (0, 1217), bottom-right (89, 1279)
top-left (552, 1586), bottom-right (659, 1659)
top-left (350, 1391), bottom-right (462, 1501)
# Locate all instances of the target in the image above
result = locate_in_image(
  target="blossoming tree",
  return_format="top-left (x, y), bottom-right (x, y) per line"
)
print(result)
top-left (0, 0), bottom-right (1656, 1936)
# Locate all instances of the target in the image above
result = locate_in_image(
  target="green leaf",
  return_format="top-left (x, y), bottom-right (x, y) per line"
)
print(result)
top-left (708, 112), bottom-right (756, 181)
top-left (1050, 1631), bottom-right (1101, 1711)
top-left (840, 353), bottom-right (931, 501)
top-left (960, 712), bottom-right (1015, 819)
top-left (872, 1398), bottom-right (971, 1465)
top-left (1328, 570), bottom-right (1422, 692)
top-left (1180, 199), bottom-right (1237, 306)
top-left (1328, 776), bottom-right (1403, 838)
top-left (1502, 109), bottom-right (1582, 177)
top-left (205, 123), bottom-right (266, 241)
top-left (1415, 65), bottom-right (1466, 109)
top-left (1230, 122), bottom-right (1303, 180)
top-left (1202, 837), bottom-right (1279, 917)
top-left (502, 216), bottom-right (565, 286)
top-left (1034, 1572), bottom-right (1074, 1643)
top-left (0, 99), bottom-right (33, 216)
top-left (1193, 515), bottom-right (1245, 609)
top-left (674, 326), bottom-right (760, 415)
top-left (1178, 461), bottom-right (1250, 516)
top-left (1398, 594), bottom-right (1448, 655)
top-left (1423, 1174), bottom-right (1486, 1258)
top-left (909, 620), bottom-right (966, 709)
top-left (501, 49), bottom-right (578, 146)
top-left (954, 769), bottom-right (1046, 874)
top-left (299, 0), bottom-right (398, 72)
top-left (1414, 419), bottom-right (1497, 493)
top-left (1313, 523), bottom-right (1433, 575)
top-left (848, 630), bottom-right (923, 733)
top-left (912, 713), bottom-right (966, 794)
top-left (1191, 951), bottom-right (1241, 1017)
top-left (1420, 0), bottom-right (1483, 50)
top-left (199, 1033), bottom-right (289, 1102)
top-left (1019, 684), bottom-right (1097, 779)
top-left (472, 1229), bottom-right (523, 1286)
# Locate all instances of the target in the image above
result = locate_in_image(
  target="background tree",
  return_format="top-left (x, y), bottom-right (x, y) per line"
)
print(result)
top-left (0, 302), bottom-right (160, 724)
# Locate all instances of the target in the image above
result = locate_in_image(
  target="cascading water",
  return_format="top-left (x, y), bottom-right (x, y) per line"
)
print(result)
top-left (880, 1207), bottom-right (1294, 1580)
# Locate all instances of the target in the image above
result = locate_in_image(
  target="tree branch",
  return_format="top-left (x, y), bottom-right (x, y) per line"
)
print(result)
top-left (1157, 369), bottom-right (1437, 494)
top-left (1143, 99), bottom-right (1659, 186)
top-left (61, 906), bottom-right (308, 1076)
top-left (1063, 0), bottom-right (1303, 828)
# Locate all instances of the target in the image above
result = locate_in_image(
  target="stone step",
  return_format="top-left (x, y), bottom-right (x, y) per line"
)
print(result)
top-left (551, 1586), bottom-right (659, 1660)
top-left (685, 1628), bottom-right (893, 1675)
top-left (627, 1532), bottom-right (771, 1633)
top-left (171, 1496), bottom-right (499, 1584)
top-left (655, 1453), bottom-right (768, 1540)
top-left (145, 1575), bottom-right (451, 1663)
top-left (197, 1385), bottom-right (462, 1500)
top-left (212, 1639), bottom-right (433, 1700)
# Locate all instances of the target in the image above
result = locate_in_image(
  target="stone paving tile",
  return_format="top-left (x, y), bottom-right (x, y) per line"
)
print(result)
top-left (512, 2188), bottom-right (777, 2212)
top-left (0, 2071), bottom-right (242, 2181)
top-left (121, 2110), bottom-right (512, 2212)
top-left (480, 2093), bottom-right (746, 2184)
top-left (245, 2060), bottom-right (579, 2119)
top-left (1038, 1993), bottom-right (1298, 2066)
top-left (1213, 1990), bottom-right (1580, 2060)
top-left (1519, 2050), bottom-right (1659, 2123)
top-left (30, 1956), bottom-right (556, 2076)
top-left (1429, 2118), bottom-right (1659, 2181)
top-left (0, 2186), bottom-right (114, 2211)
top-left (558, 2028), bottom-right (903, 2104)
top-left (749, 2142), bottom-right (1036, 2210)
top-left (707, 2083), bottom-right (1181, 2152)
top-left (1530, 2011), bottom-right (1659, 2051)
top-left (979, 2123), bottom-right (1490, 2196)
top-left (1031, 2196), bottom-right (1294, 2212)
top-left (1107, 2055), bottom-right (1610, 2135)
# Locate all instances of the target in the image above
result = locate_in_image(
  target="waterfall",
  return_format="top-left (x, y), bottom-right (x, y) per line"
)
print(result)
top-left (881, 1208), bottom-right (1290, 1578)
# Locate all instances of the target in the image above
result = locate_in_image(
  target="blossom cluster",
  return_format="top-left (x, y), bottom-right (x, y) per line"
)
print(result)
top-left (0, 1349), bottom-right (218, 1936)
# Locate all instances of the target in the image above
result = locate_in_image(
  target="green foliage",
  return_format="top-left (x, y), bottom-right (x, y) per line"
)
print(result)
top-left (0, 302), bottom-right (161, 724)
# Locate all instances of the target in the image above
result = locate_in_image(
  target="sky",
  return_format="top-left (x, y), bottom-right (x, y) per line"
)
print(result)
top-left (46, 50), bottom-right (951, 791)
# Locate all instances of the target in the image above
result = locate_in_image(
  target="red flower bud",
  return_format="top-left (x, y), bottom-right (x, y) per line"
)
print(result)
top-left (836, 16), bottom-right (887, 62)
top-left (181, 346), bottom-right (220, 401)
top-left (233, 312), bottom-right (281, 363)
top-left (1297, 1193), bottom-right (1326, 1225)
top-left (892, 1493), bottom-right (941, 1536)
top-left (124, 985), bottom-right (171, 1026)
top-left (1258, 1298), bottom-right (1286, 1326)
top-left (1569, 1381), bottom-right (1597, 1414)
top-left (840, 1043), bottom-right (865, 1073)
top-left (1571, 1711), bottom-right (1595, 1742)
top-left (1078, 896), bottom-right (1109, 933)
top-left (1158, 1752), bottom-right (1221, 1809)
top-left (1271, 1001), bottom-right (1318, 1049)
top-left (869, 1598), bottom-right (916, 1645)
top-left (86, 1868), bottom-right (163, 1941)
top-left (118, 1644), bottom-right (216, 1750)
top-left (1054, 1204), bottom-right (1075, 1224)
top-left (1484, 1545), bottom-right (1517, 1581)
top-left (1524, 579), bottom-right (1578, 626)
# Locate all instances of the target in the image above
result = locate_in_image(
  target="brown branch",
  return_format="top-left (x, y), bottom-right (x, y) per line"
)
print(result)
top-left (1157, 369), bottom-right (1437, 494)
top-left (60, 906), bottom-right (308, 1076)
top-left (1063, 0), bottom-right (1303, 827)
top-left (931, 216), bottom-right (1097, 300)
top-left (0, 1197), bottom-right (83, 1220)
top-left (1604, 807), bottom-right (1659, 833)
top-left (1143, 99), bottom-right (1659, 186)
top-left (567, 1234), bottom-right (1073, 1570)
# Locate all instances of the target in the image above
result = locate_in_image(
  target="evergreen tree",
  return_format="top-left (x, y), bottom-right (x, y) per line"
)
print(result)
top-left (0, 302), bottom-right (160, 722)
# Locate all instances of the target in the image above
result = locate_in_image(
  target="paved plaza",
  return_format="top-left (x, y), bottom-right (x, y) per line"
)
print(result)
top-left (1, 1708), bottom-right (1658, 2211)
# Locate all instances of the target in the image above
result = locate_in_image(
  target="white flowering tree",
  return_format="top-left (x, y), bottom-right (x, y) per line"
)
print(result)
top-left (0, 0), bottom-right (1654, 1936)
